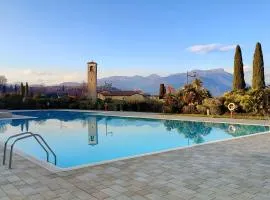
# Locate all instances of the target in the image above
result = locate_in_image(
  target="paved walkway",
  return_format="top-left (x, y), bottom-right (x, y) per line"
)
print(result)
top-left (1, 132), bottom-right (270, 200)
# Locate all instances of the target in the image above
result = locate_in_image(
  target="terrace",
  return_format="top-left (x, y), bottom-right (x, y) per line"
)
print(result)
top-left (0, 112), bottom-right (270, 200)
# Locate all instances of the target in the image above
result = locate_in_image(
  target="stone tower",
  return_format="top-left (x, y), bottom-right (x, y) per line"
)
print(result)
top-left (87, 61), bottom-right (97, 101)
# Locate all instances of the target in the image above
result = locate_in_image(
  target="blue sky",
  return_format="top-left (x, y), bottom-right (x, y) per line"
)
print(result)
top-left (1, 0), bottom-right (270, 84)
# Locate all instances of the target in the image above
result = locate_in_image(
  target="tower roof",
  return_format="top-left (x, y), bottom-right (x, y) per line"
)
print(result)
top-left (87, 61), bottom-right (97, 64)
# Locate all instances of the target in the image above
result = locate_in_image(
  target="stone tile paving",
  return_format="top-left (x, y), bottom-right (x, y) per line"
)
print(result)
top-left (1, 133), bottom-right (270, 199)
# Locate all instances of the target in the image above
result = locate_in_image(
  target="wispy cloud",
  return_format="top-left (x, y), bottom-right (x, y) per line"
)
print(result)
top-left (2, 68), bottom-right (85, 85)
top-left (3, 66), bottom-right (175, 85)
top-left (187, 44), bottom-right (236, 54)
top-left (22, 69), bottom-right (53, 76)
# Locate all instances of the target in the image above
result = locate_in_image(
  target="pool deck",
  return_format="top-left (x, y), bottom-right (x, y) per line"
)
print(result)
top-left (0, 111), bottom-right (270, 199)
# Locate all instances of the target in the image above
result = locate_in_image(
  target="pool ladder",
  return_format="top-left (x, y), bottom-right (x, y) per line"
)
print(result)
top-left (2, 132), bottom-right (57, 169)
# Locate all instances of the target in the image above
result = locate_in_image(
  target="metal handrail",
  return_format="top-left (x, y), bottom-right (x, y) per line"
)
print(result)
top-left (3, 132), bottom-right (57, 169)
top-left (3, 132), bottom-right (49, 165)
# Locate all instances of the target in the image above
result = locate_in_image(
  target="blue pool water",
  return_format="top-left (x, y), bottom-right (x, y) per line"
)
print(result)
top-left (0, 111), bottom-right (269, 168)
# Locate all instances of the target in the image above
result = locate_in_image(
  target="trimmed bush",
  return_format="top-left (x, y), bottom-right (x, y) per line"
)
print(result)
top-left (203, 98), bottom-right (224, 115)
top-left (182, 105), bottom-right (197, 114)
top-left (196, 105), bottom-right (207, 115)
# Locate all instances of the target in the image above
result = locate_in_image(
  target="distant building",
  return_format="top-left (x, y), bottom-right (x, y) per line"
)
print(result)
top-left (98, 91), bottom-right (149, 102)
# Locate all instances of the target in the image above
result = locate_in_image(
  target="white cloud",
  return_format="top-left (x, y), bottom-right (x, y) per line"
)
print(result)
top-left (23, 69), bottom-right (32, 75)
top-left (243, 65), bottom-right (251, 72)
top-left (2, 67), bottom-right (163, 85)
top-left (187, 44), bottom-right (236, 54)
top-left (1, 68), bottom-right (86, 85)
top-left (22, 69), bottom-right (53, 76)
top-left (219, 45), bottom-right (236, 52)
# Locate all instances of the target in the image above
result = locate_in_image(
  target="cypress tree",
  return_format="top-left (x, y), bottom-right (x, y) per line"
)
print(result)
top-left (14, 84), bottom-right (18, 94)
top-left (159, 84), bottom-right (166, 99)
top-left (252, 42), bottom-right (265, 90)
top-left (20, 82), bottom-right (25, 97)
top-left (25, 82), bottom-right (29, 97)
top-left (233, 45), bottom-right (246, 90)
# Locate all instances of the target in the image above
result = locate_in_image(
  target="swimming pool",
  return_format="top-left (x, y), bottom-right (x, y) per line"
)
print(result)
top-left (0, 111), bottom-right (269, 169)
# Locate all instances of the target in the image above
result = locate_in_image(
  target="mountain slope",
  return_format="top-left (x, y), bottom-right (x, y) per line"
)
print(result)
top-left (98, 68), bottom-right (233, 96)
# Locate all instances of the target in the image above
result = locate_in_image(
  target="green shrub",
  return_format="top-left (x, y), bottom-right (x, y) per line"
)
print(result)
top-left (196, 105), bottom-right (207, 114)
top-left (22, 97), bottom-right (37, 109)
top-left (182, 105), bottom-right (197, 114)
top-left (69, 102), bottom-right (79, 109)
top-left (223, 89), bottom-right (269, 114)
top-left (163, 94), bottom-right (181, 113)
top-left (2, 94), bottom-right (22, 109)
top-left (203, 98), bottom-right (224, 115)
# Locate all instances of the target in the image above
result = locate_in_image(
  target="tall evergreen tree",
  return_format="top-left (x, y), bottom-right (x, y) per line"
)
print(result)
top-left (233, 45), bottom-right (246, 90)
top-left (20, 82), bottom-right (25, 97)
top-left (159, 83), bottom-right (166, 99)
top-left (2, 85), bottom-right (6, 94)
top-left (252, 42), bottom-right (265, 90)
top-left (14, 84), bottom-right (18, 94)
top-left (25, 82), bottom-right (29, 97)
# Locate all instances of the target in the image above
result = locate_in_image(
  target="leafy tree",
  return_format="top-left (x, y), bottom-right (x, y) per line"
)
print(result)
top-left (252, 42), bottom-right (265, 90)
top-left (0, 75), bottom-right (7, 86)
top-left (233, 45), bottom-right (246, 90)
top-left (192, 78), bottom-right (203, 90)
top-left (178, 79), bottom-right (211, 105)
top-left (163, 93), bottom-right (181, 113)
top-left (159, 83), bottom-right (166, 99)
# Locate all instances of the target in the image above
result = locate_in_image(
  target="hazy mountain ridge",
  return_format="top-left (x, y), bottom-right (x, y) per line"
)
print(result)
top-left (97, 68), bottom-right (233, 96)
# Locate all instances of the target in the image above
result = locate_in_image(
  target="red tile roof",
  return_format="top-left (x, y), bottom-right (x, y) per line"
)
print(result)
top-left (99, 91), bottom-right (143, 96)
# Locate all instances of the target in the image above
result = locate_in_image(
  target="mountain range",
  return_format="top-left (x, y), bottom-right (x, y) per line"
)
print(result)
top-left (59, 68), bottom-right (270, 96)
top-left (58, 69), bottom-right (233, 96)
top-left (97, 68), bottom-right (233, 96)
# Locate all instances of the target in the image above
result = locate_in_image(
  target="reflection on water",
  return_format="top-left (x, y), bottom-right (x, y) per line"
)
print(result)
top-left (163, 120), bottom-right (269, 144)
top-left (0, 120), bottom-right (11, 133)
top-left (164, 120), bottom-right (212, 144)
top-left (88, 117), bottom-right (98, 145)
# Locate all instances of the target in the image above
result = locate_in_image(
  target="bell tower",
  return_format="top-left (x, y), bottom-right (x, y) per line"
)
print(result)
top-left (87, 61), bottom-right (97, 101)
